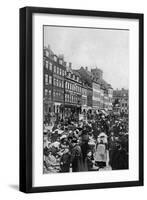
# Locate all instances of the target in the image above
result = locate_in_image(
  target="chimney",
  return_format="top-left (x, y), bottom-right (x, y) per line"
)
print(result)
top-left (69, 62), bottom-right (72, 69)
top-left (85, 66), bottom-right (88, 71)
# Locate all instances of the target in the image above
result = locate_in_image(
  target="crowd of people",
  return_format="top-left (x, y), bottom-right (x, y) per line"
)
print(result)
top-left (43, 111), bottom-right (129, 173)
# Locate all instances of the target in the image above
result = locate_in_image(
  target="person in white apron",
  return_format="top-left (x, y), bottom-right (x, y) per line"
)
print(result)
top-left (95, 133), bottom-right (108, 169)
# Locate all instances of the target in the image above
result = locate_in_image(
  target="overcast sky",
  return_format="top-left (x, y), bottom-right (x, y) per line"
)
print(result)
top-left (44, 26), bottom-right (129, 90)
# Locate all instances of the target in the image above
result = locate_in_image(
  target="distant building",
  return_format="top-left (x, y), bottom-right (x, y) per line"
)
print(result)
top-left (91, 67), bottom-right (103, 80)
top-left (92, 80), bottom-right (101, 109)
top-left (76, 67), bottom-right (93, 112)
top-left (113, 88), bottom-right (129, 114)
top-left (107, 84), bottom-right (113, 110)
top-left (91, 68), bottom-right (113, 111)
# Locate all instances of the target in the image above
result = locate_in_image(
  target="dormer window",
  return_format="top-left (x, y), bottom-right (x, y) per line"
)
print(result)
top-left (59, 59), bottom-right (63, 65)
top-left (45, 60), bottom-right (48, 70)
top-left (53, 55), bottom-right (57, 62)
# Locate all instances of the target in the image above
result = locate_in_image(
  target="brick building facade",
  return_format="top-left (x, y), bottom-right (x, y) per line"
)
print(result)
top-left (43, 46), bottom-right (113, 123)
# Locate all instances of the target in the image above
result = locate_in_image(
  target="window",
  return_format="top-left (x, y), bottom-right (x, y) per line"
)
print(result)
top-left (53, 91), bottom-right (55, 97)
top-left (48, 90), bottom-right (51, 96)
top-left (45, 60), bottom-right (48, 69)
top-left (54, 55), bottom-right (57, 62)
top-left (65, 81), bottom-right (67, 89)
top-left (49, 76), bottom-right (52, 84)
top-left (48, 90), bottom-right (51, 97)
top-left (62, 70), bottom-right (65, 76)
top-left (45, 89), bottom-right (48, 96)
top-left (59, 80), bottom-right (61, 87)
top-left (49, 62), bottom-right (52, 71)
top-left (45, 74), bottom-right (48, 85)
top-left (57, 67), bottom-right (59, 74)
top-left (66, 94), bottom-right (68, 102)
top-left (54, 65), bottom-right (56, 73)
top-left (59, 68), bottom-right (62, 76)
top-left (56, 79), bottom-right (59, 87)
top-left (55, 92), bottom-right (58, 98)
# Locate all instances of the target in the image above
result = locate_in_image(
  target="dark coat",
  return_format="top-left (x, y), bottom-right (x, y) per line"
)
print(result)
top-left (60, 153), bottom-right (71, 172)
top-left (111, 148), bottom-right (128, 170)
top-left (71, 144), bottom-right (86, 172)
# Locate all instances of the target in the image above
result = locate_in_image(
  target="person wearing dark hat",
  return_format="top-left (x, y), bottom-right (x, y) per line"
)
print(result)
top-left (110, 139), bottom-right (128, 170)
top-left (108, 132), bottom-right (118, 167)
top-left (60, 148), bottom-right (71, 173)
top-left (70, 137), bottom-right (83, 172)
top-left (80, 131), bottom-right (90, 171)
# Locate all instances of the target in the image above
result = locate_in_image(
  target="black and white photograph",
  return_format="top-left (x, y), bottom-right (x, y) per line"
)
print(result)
top-left (43, 25), bottom-right (129, 174)
top-left (19, 7), bottom-right (143, 193)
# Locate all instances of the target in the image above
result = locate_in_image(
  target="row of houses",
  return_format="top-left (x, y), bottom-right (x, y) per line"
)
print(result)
top-left (113, 88), bottom-right (129, 114)
top-left (43, 46), bottom-right (113, 121)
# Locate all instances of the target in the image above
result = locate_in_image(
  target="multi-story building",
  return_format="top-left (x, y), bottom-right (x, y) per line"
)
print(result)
top-left (91, 67), bottom-right (113, 111)
top-left (81, 83), bottom-right (87, 112)
top-left (64, 64), bottom-right (82, 120)
top-left (92, 80), bottom-right (101, 109)
top-left (52, 54), bottom-right (66, 120)
top-left (76, 67), bottom-right (93, 112)
top-left (100, 85), bottom-right (105, 109)
top-left (43, 45), bottom-right (114, 123)
top-left (107, 84), bottom-right (113, 110)
top-left (87, 86), bottom-right (93, 109)
top-left (43, 46), bottom-right (54, 123)
top-left (43, 46), bottom-right (66, 122)
top-left (113, 88), bottom-right (129, 114)
top-left (77, 66), bottom-right (113, 111)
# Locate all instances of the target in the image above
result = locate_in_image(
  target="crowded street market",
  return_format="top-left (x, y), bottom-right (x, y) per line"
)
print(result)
top-left (43, 110), bottom-right (128, 173)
